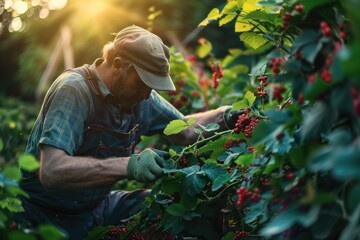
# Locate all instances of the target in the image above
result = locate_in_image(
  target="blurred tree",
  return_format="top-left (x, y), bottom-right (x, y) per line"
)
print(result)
top-left (0, 0), bottom-right (235, 100)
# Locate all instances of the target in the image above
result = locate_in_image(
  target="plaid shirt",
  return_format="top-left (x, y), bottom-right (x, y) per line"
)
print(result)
top-left (25, 59), bottom-right (183, 158)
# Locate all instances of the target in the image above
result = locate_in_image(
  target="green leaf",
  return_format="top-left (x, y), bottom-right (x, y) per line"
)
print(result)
top-left (182, 171), bottom-right (206, 197)
top-left (245, 201), bottom-right (267, 223)
top-left (221, 1), bottom-right (238, 14)
top-left (244, 90), bottom-right (256, 107)
top-left (291, 29), bottom-right (319, 51)
top-left (265, 131), bottom-right (294, 155)
top-left (38, 224), bottom-right (67, 240)
top-left (233, 99), bottom-right (248, 110)
top-left (290, 145), bottom-right (322, 169)
top-left (163, 119), bottom-right (189, 135)
top-left (0, 197), bottom-right (24, 212)
top-left (18, 154), bottom-right (39, 172)
top-left (243, 10), bottom-right (276, 23)
top-left (169, 149), bottom-right (177, 157)
top-left (196, 40), bottom-right (213, 58)
top-left (197, 138), bottom-right (227, 159)
top-left (301, 101), bottom-right (337, 143)
top-left (187, 117), bottom-right (196, 126)
top-left (235, 153), bottom-right (255, 167)
top-left (251, 121), bottom-right (280, 146)
top-left (166, 203), bottom-right (186, 217)
top-left (0, 138), bottom-right (3, 151)
top-left (8, 231), bottom-right (37, 240)
top-left (260, 205), bottom-right (320, 237)
top-left (202, 162), bottom-right (228, 181)
top-left (199, 8), bottom-right (222, 26)
top-left (86, 226), bottom-right (113, 240)
top-left (233, 90), bottom-right (256, 110)
top-left (240, 32), bottom-right (269, 49)
top-left (301, 41), bottom-right (324, 64)
top-left (180, 193), bottom-right (198, 210)
top-left (219, 14), bottom-right (237, 26)
top-left (304, 76), bottom-right (336, 102)
top-left (212, 173), bottom-right (231, 191)
top-left (222, 231), bottom-right (235, 240)
top-left (2, 166), bottom-right (22, 182)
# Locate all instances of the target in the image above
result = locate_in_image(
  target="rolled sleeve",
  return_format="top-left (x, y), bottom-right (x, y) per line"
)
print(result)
top-left (39, 86), bottom-right (88, 155)
top-left (139, 91), bottom-right (184, 136)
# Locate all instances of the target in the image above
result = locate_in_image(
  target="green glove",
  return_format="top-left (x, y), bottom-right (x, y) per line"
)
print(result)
top-left (223, 107), bottom-right (246, 130)
top-left (127, 148), bottom-right (165, 183)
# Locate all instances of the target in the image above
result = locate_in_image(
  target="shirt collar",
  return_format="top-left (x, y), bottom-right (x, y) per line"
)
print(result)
top-left (89, 58), bottom-right (112, 98)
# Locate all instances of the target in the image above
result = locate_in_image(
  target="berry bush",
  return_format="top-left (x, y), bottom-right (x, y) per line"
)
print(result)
top-left (89, 0), bottom-right (360, 239)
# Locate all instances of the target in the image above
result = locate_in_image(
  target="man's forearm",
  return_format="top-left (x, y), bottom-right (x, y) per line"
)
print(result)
top-left (169, 106), bottom-right (229, 145)
top-left (39, 145), bottom-right (129, 189)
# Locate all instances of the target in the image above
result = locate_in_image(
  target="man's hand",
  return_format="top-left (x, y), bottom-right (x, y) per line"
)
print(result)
top-left (127, 148), bottom-right (165, 183)
top-left (223, 107), bottom-right (246, 130)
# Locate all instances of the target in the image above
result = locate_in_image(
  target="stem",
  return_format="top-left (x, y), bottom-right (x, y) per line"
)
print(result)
top-left (279, 98), bottom-right (291, 110)
top-left (208, 177), bottom-right (243, 203)
top-left (179, 129), bottom-right (233, 156)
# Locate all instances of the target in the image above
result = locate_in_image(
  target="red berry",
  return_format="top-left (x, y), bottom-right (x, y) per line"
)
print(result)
top-left (286, 172), bottom-right (295, 180)
top-left (295, 4), bottom-right (304, 12)
top-left (323, 26), bottom-right (332, 36)
top-left (340, 31), bottom-right (346, 40)
top-left (276, 132), bottom-right (285, 140)
top-left (320, 21), bottom-right (328, 29)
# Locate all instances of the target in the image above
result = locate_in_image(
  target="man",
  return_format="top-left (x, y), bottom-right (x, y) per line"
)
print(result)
top-left (18, 25), bottom-right (240, 239)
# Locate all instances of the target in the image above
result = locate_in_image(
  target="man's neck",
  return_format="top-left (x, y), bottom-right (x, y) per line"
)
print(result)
top-left (96, 61), bottom-right (112, 90)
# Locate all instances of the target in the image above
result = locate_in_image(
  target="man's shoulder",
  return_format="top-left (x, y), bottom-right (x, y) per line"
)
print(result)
top-left (54, 70), bottom-right (90, 94)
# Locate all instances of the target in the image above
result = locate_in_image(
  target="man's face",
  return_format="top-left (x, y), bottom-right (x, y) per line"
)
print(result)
top-left (112, 66), bottom-right (152, 108)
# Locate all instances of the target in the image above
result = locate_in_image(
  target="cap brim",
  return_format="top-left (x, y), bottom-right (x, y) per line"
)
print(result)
top-left (133, 64), bottom-right (176, 91)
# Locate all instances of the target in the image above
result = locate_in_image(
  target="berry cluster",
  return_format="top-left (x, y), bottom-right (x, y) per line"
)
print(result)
top-left (257, 75), bottom-right (268, 99)
top-left (320, 21), bottom-right (332, 37)
top-left (351, 88), bottom-right (360, 115)
top-left (259, 177), bottom-right (271, 187)
top-left (320, 53), bottom-right (334, 83)
top-left (233, 231), bottom-right (250, 239)
top-left (209, 56), bottom-right (224, 89)
top-left (280, 4), bottom-right (304, 31)
top-left (268, 58), bottom-right (283, 77)
top-left (167, 80), bottom-right (190, 109)
top-left (224, 138), bottom-right (244, 149)
top-left (236, 186), bottom-right (261, 207)
top-left (281, 12), bottom-right (292, 31)
top-left (179, 155), bottom-right (189, 167)
top-left (273, 85), bottom-right (287, 102)
top-left (130, 233), bottom-right (150, 240)
top-left (233, 110), bottom-right (260, 138)
top-left (338, 22), bottom-right (347, 40)
top-left (100, 227), bottom-right (126, 240)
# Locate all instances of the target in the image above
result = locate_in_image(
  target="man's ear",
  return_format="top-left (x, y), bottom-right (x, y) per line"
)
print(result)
top-left (113, 57), bottom-right (122, 70)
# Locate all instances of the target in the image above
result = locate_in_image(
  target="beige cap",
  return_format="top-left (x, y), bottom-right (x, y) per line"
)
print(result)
top-left (113, 25), bottom-right (176, 91)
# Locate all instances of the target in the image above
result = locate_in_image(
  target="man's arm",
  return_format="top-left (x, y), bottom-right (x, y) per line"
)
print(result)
top-left (168, 106), bottom-right (229, 146)
top-left (39, 144), bottom-right (129, 189)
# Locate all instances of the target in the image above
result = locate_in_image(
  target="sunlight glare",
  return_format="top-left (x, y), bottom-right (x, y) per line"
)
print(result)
top-left (9, 17), bottom-right (22, 32)
top-left (31, 0), bottom-right (41, 7)
top-left (14, 0), bottom-right (28, 14)
top-left (39, 8), bottom-right (49, 19)
top-left (4, 0), bottom-right (13, 10)
top-left (48, 0), bottom-right (67, 10)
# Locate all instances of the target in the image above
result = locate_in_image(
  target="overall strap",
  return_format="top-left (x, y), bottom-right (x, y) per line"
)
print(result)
top-left (70, 65), bottom-right (101, 96)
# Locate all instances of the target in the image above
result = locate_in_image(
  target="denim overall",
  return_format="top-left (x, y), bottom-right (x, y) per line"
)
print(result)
top-left (18, 65), bottom-right (149, 239)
